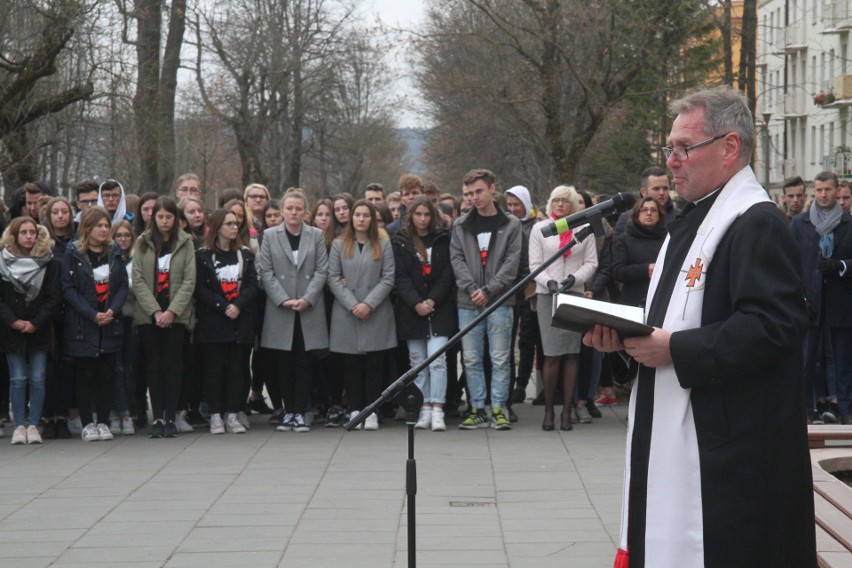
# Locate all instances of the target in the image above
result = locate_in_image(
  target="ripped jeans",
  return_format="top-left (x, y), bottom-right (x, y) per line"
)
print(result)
top-left (408, 330), bottom-right (449, 404)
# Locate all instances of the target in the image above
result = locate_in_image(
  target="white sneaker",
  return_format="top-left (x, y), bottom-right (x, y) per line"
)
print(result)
top-left (26, 425), bottom-right (42, 444)
top-left (175, 411), bottom-right (194, 433)
top-left (414, 407), bottom-right (432, 429)
top-left (350, 410), bottom-right (363, 430)
top-left (364, 412), bottom-right (379, 431)
top-left (292, 414), bottom-right (310, 433)
top-left (67, 415), bottom-right (83, 434)
top-left (236, 411), bottom-right (251, 430)
top-left (11, 425), bottom-right (26, 444)
top-left (226, 413), bottom-right (246, 434)
top-left (209, 413), bottom-right (225, 434)
top-left (121, 417), bottom-right (135, 435)
top-left (81, 423), bottom-right (99, 442)
top-left (109, 414), bottom-right (122, 435)
top-left (97, 423), bottom-right (114, 441)
top-left (276, 412), bottom-right (294, 432)
top-left (431, 409), bottom-right (446, 432)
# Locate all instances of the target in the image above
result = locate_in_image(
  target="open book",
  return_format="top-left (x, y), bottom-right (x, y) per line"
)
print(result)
top-left (551, 293), bottom-right (653, 337)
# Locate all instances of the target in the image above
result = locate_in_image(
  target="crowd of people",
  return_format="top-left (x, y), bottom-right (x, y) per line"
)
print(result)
top-left (1, 149), bottom-right (845, 446)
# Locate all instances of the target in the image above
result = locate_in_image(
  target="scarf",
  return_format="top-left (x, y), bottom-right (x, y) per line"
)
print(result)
top-left (809, 201), bottom-right (842, 258)
top-left (550, 213), bottom-right (572, 257)
top-left (0, 247), bottom-right (52, 302)
top-left (617, 166), bottom-right (769, 567)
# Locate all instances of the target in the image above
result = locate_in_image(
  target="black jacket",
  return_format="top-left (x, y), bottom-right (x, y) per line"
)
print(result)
top-left (0, 260), bottom-right (60, 354)
top-left (611, 219), bottom-right (666, 307)
top-left (61, 243), bottom-right (128, 357)
top-left (193, 248), bottom-right (258, 344)
top-left (392, 229), bottom-right (457, 340)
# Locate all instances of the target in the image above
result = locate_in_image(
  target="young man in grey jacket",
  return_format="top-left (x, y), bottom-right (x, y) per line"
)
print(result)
top-left (450, 169), bottom-right (522, 430)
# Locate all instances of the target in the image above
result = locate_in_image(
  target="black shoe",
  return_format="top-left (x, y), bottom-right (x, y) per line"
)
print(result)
top-left (249, 397), bottom-right (274, 415)
top-left (508, 406), bottom-right (518, 423)
top-left (511, 387), bottom-right (526, 404)
top-left (149, 420), bottom-right (165, 439)
top-left (532, 392), bottom-right (545, 406)
top-left (560, 410), bottom-right (573, 431)
top-left (185, 409), bottom-right (207, 427)
top-left (40, 419), bottom-right (57, 440)
top-left (55, 419), bottom-right (72, 439)
top-left (164, 421), bottom-right (178, 438)
top-left (325, 408), bottom-right (345, 428)
top-left (586, 401), bottom-right (602, 419)
top-left (821, 402), bottom-right (840, 424)
top-left (445, 402), bottom-right (461, 418)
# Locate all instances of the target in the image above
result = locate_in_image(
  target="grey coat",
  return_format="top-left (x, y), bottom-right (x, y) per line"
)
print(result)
top-left (327, 236), bottom-right (396, 354)
top-left (256, 223), bottom-right (328, 351)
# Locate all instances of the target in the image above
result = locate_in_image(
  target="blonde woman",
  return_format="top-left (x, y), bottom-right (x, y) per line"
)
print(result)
top-left (243, 183), bottom-right (270, 251)
top-left (528, 185), bottom-right (598, 431)
top-left (61, 208), bottom-right (128, 441)
top-left (0, 217), bottom-right (60, 444)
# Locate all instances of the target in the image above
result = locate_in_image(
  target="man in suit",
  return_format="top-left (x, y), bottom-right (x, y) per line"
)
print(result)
top-left (585, 87), bottom-right (814, 568)
top-left (790, 171), bottom-right (852, 425)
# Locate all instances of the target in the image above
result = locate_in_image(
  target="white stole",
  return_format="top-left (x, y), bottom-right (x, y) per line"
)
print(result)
top-left (618, 166), bottom-right (769, 567)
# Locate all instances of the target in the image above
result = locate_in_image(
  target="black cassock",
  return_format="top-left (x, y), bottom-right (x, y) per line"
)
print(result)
top-left (627, 193), bottom-right (816, 568)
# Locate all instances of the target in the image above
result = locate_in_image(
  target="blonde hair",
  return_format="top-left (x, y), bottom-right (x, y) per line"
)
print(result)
top-left (546, 185), bottom-right (581, 216)
top-left (243, 183), bottom-right (271, 230)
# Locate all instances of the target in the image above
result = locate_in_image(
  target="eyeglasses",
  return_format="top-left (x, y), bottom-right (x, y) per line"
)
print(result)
top-left (178, 186), bottom-right (201, 195)
top-left (661, 133), bottom-right (728, 161)
top-left (247, 194), bottom-right (267, 201)
top-left (101, 193), bottom-right (121, 201)
top-left (223, 222), bottom-right (240, 228)
top-left (114, 233), bottom-right (133, 239)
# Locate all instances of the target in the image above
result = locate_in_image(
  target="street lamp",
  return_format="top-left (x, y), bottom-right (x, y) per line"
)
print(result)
top-left (762, 112), bottom-right (772, 187)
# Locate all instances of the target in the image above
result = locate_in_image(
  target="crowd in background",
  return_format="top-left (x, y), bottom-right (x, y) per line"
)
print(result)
top-left (0, 161), bottom-right (844, 444)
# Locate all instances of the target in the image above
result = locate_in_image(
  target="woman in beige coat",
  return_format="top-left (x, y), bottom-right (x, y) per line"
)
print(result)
top-left (327, 200), bottom-right (396, 430)
top-left (257, 190), bottom-right (328, 432)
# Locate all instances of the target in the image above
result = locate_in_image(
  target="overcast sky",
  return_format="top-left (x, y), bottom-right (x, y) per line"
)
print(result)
top-left (363, 0), bottom-right (428, 128)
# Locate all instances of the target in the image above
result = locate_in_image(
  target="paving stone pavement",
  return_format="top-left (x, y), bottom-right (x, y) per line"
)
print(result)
top-left (0, 402), bottom-right (629, 568)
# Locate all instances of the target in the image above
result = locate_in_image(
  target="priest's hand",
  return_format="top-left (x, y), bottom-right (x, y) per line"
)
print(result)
top-left (583, 324), bottom-right (625, 352)
top-left (623, 328), bottom-right (672, 368)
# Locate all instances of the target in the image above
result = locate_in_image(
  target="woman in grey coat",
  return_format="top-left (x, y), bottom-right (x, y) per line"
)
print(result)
top-left (257, 190), bottom-right (328, 433)
top-left (328, 200), bottom-right (396, 430)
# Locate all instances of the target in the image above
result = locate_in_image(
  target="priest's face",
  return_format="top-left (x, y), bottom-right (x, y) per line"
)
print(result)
top-left (665, 108), bottom-right (730, 204)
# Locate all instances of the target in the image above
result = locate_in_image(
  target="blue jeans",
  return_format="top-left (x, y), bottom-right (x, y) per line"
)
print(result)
top-left (7, 349), bottom-right (48, 427)
top-left (408, 331), bottom-right (449, 404)
top-left (458, 306), bottom-right (513, 410)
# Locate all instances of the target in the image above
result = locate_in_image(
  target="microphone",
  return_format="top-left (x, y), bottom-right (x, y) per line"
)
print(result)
top-left (540, 192), bottom-right (635, 237)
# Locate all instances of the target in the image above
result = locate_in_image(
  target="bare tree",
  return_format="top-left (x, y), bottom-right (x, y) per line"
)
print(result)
top-left (114, 0), bottom-right (186, 193)
top-left (0, 0), bottom-right (96, 193)
top-left (415, 0), bottom-right (718, 197)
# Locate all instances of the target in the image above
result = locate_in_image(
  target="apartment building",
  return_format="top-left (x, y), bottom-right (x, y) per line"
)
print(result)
top-left (758, 0), bottom-right (852, 188)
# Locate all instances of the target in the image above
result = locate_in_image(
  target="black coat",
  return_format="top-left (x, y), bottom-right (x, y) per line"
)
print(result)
top-left (0, 259), bottom-right (60, 354)
top-left (193, 248), bottom-right (258, 345)
top-left (789, 210), bottom-right (852, 328)
top-left (61, 243), bottom-right (128, 357)
top-left (665, 203), bottom-right (814, 567)
top-left (611, 219), bottom-right (666, 307)
top-left (392, 229), bottom-right (457, 340)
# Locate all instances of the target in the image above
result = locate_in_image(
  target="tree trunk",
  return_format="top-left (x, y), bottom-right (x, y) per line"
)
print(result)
top-left (721, 0), bottom-right (733, 85)
top-left (738, 0), bottom-right (757, 118)
top-left (133, 0), bottom-right (162, 193)
top-left (159, 0), bottom-right (186, 192)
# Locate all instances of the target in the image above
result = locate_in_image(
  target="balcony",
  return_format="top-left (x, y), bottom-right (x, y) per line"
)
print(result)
top-left (785, 24), bottom-right (808, 51)
top-left (823, 0), bottom-right (852, 33)
top-left (784, 92), bottom-right (808, 117)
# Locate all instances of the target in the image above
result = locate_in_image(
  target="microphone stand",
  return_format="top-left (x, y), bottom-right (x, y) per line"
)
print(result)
top-left (346, 212), bottom-right (605, 568)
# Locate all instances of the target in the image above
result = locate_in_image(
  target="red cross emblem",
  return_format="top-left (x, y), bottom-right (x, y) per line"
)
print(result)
top-left (685, 258), bottom-right (704, 287)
